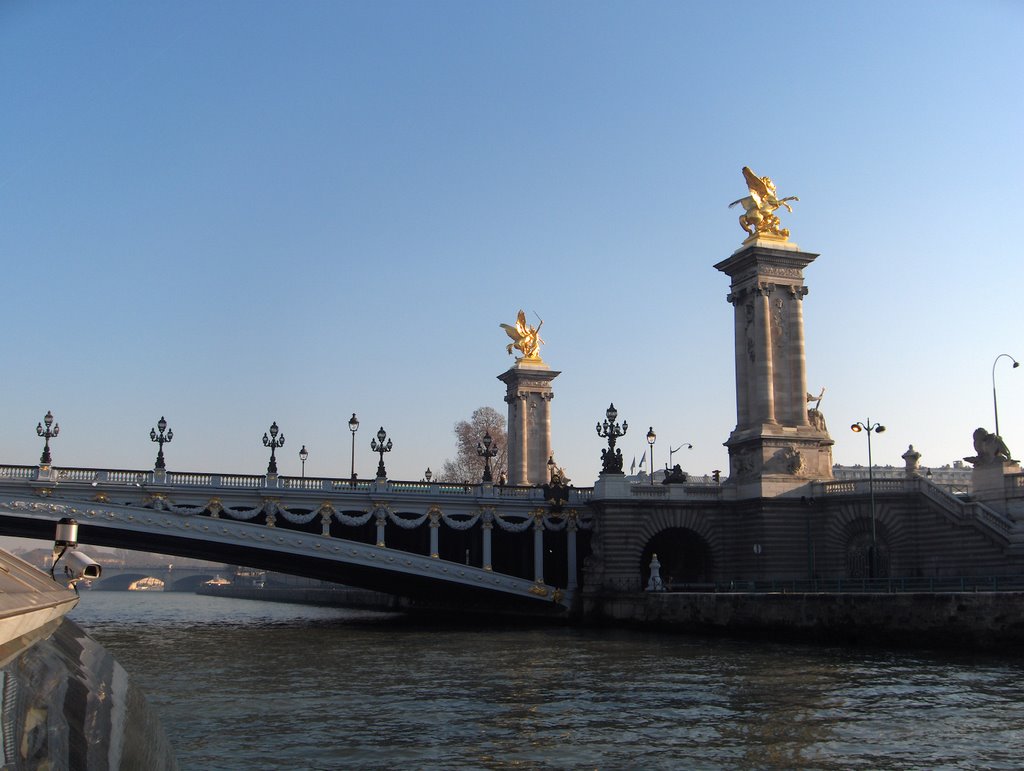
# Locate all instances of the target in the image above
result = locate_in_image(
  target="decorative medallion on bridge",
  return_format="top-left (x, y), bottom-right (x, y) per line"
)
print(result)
top-left (542, 459), bottom-right (572, 512)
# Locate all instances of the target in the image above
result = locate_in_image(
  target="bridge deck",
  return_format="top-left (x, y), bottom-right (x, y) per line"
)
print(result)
top-left (0, 465), bottom-right (593, 613)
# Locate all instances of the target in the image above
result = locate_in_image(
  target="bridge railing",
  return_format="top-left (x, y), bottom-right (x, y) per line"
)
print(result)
top-left (0, 465), bottom-right (39, 480)
top-left (814, 476), bottom-right (1015, 540)
top-left (2, 464), bottom-right (593, 504)
top-left (627, 476), bottom-right (723, 500)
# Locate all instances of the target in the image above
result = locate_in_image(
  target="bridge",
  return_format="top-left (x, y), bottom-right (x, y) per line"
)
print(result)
top-left (0, 464), bottom-right (592, 615)
top-left (89, 563), bottom-right (229, 592)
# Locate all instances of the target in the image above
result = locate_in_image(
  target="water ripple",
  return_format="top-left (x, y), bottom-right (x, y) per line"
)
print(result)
top-left (70, 594), bottom-right (1024, 770)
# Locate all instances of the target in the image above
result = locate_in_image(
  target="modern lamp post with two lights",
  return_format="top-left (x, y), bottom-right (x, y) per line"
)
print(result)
top-left (851, 418), bottom-right (885, 578)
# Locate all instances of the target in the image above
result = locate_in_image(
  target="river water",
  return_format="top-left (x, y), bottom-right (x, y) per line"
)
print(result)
top-left (68, 592), bottom-right (1024, 770)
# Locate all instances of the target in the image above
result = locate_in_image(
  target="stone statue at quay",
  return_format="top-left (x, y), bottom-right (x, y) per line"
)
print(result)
top-left (729, 166), bottom-right (799, 239)
top-left (965, 427), bottom-right (1014, 466)
top-left (500, 309), bottom-right (544, 360)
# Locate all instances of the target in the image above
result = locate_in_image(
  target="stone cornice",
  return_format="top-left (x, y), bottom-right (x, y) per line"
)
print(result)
top-left (713, 244), bottom-right (820, 283)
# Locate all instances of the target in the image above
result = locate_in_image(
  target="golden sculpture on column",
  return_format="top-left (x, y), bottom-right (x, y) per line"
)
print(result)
top-left (729, 166), bottom-right (799, 240)
top-left (500, 310), bottom-right (544, 360)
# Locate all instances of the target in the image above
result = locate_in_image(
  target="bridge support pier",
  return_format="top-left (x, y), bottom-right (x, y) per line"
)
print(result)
top-left (429, 513), bottom-right (440, 558)
top-left (499, 361), bottom-right (560, 486)
top-left (533, 513), bottom-right (544, 584)
top-left (482, 517), bottom-right (493, 570)
top-left (567, 516), bottom-right (578, 590)
top-left (715, 241), bottom-right (834, 497)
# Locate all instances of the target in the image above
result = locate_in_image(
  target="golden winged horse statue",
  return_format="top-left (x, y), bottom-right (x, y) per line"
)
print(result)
top-left (729, 166), bottom-right (799, 239)
top-left (500, 310), bottom-right (544, 360)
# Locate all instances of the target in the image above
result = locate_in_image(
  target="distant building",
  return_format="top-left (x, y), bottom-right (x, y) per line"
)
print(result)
top-left (831, 460), bottom-right (972, 494)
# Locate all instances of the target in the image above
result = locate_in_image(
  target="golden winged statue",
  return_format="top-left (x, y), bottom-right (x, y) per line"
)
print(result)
top-left (500, 310), bottom-right (544, 360)
top-left (728, 166), bottom-right (799, 240)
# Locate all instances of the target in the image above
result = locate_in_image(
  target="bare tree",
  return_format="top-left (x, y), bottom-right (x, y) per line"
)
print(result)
top-left (439, 406), bottom-right (508, 483)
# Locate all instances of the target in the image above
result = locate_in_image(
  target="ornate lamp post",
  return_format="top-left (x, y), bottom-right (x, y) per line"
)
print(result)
top-left (477, 431), bottom-right (498, 483)
top-left (992, 354), bottom-right (1019, 439)
top-left (263, 422), bottom-right (285, 475)
top-left (646, 426), bottom-right (657, 483)
top-left (424, 468), bottom-right (433, 483)
top-left (149, 416), bottom-right (173, 470)
top-left (595, 403), bottom-right (628, 473)
top-left (371, 426), bottom-right (392, 479)
top-left (299, 445), bottom-right (309, 478)
top-left (348, 413), bottom-right (359, 479)
top-left (36, 411), bottom-right (59, 465)
top-left (851, 418), bottom-right (886, 578)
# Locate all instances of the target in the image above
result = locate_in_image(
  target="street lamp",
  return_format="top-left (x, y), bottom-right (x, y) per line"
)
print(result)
top-left (851, 418), bottom-right (886, 578)
top-left (263, 421), bottom-right (285, 475)
top-left (348, 413), bottom-right (359, 479)
top-left (668, 442), bottom-right (693, 468)
top-left (595, 403), bottom-right (628, 473)
top-left (36, 411), bottom-right (59, 466)
top-left (992, 354), bottom-right (1019, 439)
top-left (477, 431), bottom-right (498, 483)
top-left (149, 416), bottom-right (173, 470)
top-left (646, 426), bottom-right (657, 483)
top-left (299, 445), bottom-right (309, 478)
top-left (371, 426), bottom-right (393, 479)
top-left (424, 468), bottom-right (433, 483)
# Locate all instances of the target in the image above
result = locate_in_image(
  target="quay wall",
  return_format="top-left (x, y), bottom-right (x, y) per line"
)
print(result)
top-left (584, 592), bottom-right (1024, 649)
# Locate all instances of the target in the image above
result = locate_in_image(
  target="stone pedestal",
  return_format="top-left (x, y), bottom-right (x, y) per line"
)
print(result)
top-left (592, 472), bottom-right (630, 499)
top-left (498, 360), bottom-right (560, 486)
top-left (971, 461), bottom-right (1021, 508)
top-left (714, 238), bottom-right (834, 498)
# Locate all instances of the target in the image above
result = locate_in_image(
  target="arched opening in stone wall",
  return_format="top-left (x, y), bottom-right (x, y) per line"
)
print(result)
top-left (845, 528), bottom-right (890, 579)
top-left (640, 528), bottom-right (713, 588)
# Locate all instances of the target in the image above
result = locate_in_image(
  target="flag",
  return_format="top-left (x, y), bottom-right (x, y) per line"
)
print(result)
top-left (638, 451), bottom-right (646, 470)
top-left (630, 456), bottom-right (636, 475)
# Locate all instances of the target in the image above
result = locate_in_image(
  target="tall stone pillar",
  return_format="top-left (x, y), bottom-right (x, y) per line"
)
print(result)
top-left (498, 360), bottom-right (560, 486)
top-left (714, 237), bottom-right (833, 497)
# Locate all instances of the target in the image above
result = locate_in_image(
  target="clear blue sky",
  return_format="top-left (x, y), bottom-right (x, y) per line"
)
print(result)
top-left (1, 1), bottom-right (1022, 484)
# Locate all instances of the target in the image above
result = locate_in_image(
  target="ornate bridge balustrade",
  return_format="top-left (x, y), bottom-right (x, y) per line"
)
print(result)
top-left (0, 465), bottom-right (593, 610)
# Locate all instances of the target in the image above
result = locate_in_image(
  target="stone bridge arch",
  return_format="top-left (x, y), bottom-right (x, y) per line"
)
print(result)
top-left (94, 572), bottom-right (161, 591)
top-left (636, 509), bottom-right (719, 588)
top-left (824, 501), bottom-right (907, 578)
